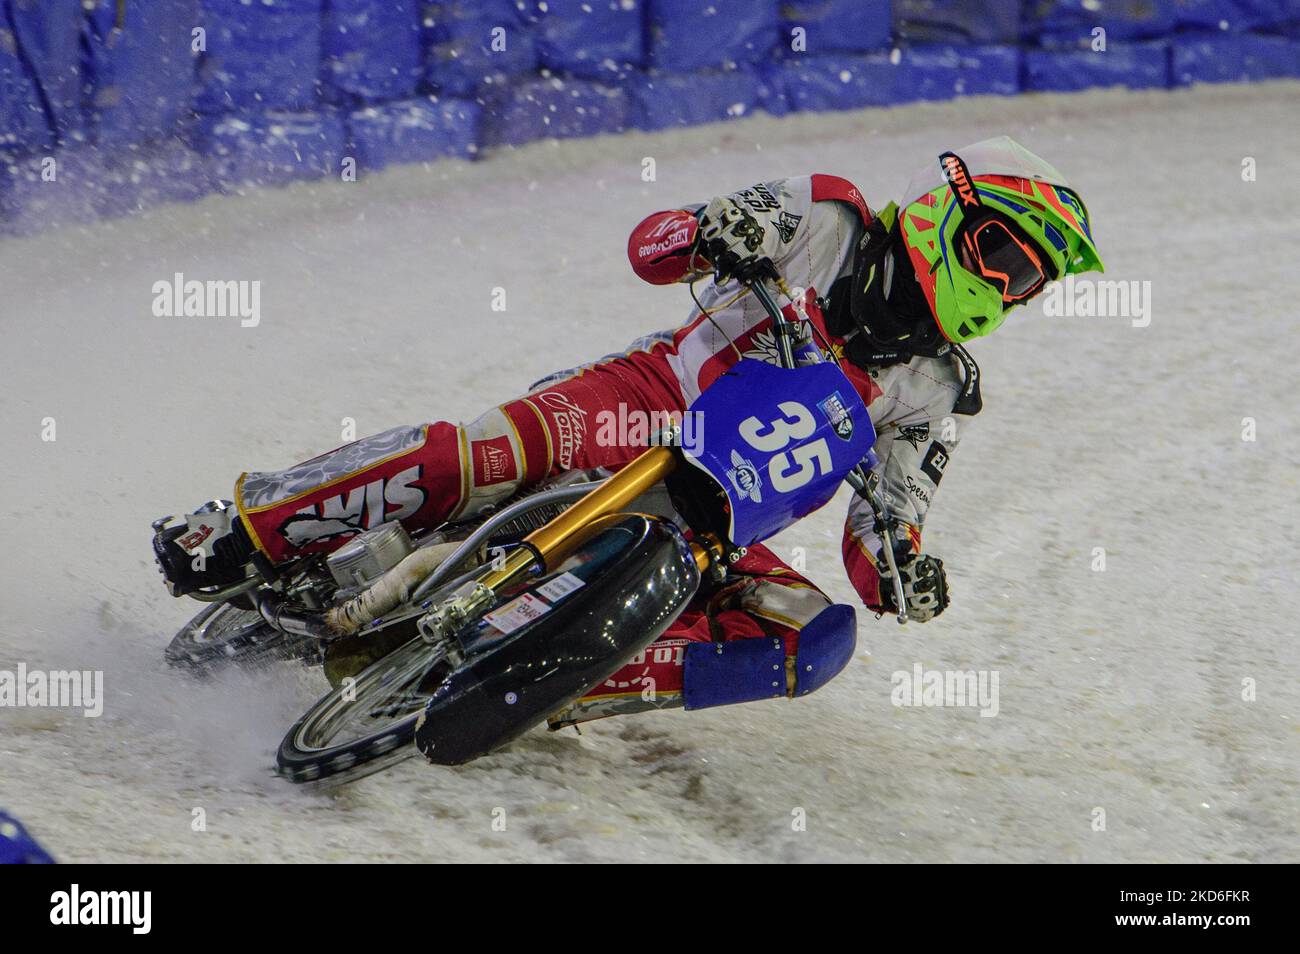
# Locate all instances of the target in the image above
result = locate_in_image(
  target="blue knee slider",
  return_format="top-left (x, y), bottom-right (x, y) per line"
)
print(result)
top-left (682, 603), bottom-right (857, 710)
top-left (0, 810), bottom-right (55, 864)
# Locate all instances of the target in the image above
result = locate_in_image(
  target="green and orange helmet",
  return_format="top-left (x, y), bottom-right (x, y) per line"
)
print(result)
top-left (899, 136), bottom-right (1104, 344)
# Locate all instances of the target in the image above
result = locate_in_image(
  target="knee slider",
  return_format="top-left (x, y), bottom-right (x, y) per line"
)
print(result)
top-left (680, 603), bottom-right (857, 711)
top-left (682, 636), bottom-right (787, 710)
top-left (791, 603), bottom-right (856, 696)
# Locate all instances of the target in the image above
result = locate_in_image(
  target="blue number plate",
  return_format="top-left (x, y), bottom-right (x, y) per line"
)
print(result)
top-left (680, 359), bottom-right (876, 547)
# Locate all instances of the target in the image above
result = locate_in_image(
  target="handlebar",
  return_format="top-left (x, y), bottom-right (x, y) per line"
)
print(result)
top-left (735, 269), bottom-right (910, 624)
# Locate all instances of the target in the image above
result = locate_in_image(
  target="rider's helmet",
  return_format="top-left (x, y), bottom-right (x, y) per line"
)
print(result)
top-left (897, 135), bottom-right (1104, 344)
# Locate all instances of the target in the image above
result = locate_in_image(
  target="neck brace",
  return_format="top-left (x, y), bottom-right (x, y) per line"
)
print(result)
top-left (841, 204), bottom-right (949, 362)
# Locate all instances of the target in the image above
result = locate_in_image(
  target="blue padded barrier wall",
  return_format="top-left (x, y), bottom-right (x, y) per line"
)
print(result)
top-left (197, 0), bottom-right (323, 114)
top-left (0, 6), bottom-right (52, 154)
top-left (322, 1), bottom-right (423, 103)
top-left (1024, 40), bottom-right (1171, 91)
top-left (84, 0), bottom-right (201, 150)
top-left (1171, 30), bottom-right (1300, 82)
top-left (902, 43), bottom-right (1020, 98)
top-left (646, 0), bottom-right (779, 71)
top-left (632, 67), bottom-right (769, 130)
top-left (534, 0), bottom-right (646, 81)
top-left (6, 0), bottom-right (83, 141)
top-left (1172, 0), bottom-right (1300, 33)
top-left (347, 96), bottom-right (481, 169)
top-left (481, 77), bottom-right (631, 148)
top-left (775, 54), bottom-right (900, 113)
top-left (775, 43), bottom-right (1018, 114)
top-left (1030, 0), bottom-right (1300, 43)
top-left (94, 140), bottom-right (214, 213)
top-left (424, 0), bottom-right (538, 98)
top-left (1, 147), bottom-right (110, 233)
top-left (893, 0), bottom-right (1023, 44)
top-left (1029, 0), bottom-right (1178, 47)
top-left (4, 0), bottom-right (1300, 236)
top-left (199, 109), bottom-right (346, 191)
top-left (780, 0), bottom-right (892, 53)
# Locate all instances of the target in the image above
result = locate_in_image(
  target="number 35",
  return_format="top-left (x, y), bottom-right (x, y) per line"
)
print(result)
top-left (738, 401), bottom-right (832, 493)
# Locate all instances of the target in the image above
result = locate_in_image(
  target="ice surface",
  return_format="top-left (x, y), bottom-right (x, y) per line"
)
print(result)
top-left (1, 83), bottom-right (1297, 863)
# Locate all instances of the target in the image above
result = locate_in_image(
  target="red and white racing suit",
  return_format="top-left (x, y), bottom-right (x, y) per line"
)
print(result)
top-left (234, 175), bottom-right (968, 724)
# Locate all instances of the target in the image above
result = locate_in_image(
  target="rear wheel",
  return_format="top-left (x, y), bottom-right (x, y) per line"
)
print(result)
top-left (165, 601), bottom-right (319, 672)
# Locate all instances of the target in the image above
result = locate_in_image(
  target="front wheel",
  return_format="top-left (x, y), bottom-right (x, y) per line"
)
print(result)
top-left (275, 616), bottom-right (453, 784)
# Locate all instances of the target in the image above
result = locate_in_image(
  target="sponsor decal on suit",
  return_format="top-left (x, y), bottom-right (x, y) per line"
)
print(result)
top-left (774, 211), bottom-right (802, 243)
top-left (276, 464), bottom-right (425, 547)
top-left (895, 423), bottom-right (930, 452)
top-left (536, 391), bottom-right (589, 471)
top-left (471, 435), bottom-right (518, 486)
top-left (921, 441), bottom-right (949, 485)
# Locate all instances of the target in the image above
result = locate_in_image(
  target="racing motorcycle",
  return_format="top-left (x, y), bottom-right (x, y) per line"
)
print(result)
top-left (153, 274), bottom-right (909, 785)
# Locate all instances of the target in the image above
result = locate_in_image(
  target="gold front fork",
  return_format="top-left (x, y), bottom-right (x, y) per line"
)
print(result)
top-left (521, 446), bottom-right (679, 572)
top-left (421, 446), bottom-right (709, 640)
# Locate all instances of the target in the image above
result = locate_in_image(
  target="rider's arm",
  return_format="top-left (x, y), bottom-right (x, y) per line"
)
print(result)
top-left (842, 356), bottom-right (964, 614)
top-left (627, 176), bottom-right (866, 286)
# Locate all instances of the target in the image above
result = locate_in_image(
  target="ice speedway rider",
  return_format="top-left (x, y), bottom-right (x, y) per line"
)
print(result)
top-left (153, 136), bottom-right (1103, 726)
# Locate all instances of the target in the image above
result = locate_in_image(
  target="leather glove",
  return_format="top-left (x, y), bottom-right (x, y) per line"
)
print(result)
top-left (875, 530), bottom-right (950, 622)
top-left (878, 527), bottom-right (951, 623)
top-left (698, 196), bottom-right (777, 284)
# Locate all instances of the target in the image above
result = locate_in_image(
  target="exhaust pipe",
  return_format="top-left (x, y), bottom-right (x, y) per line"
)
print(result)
top-left (256, 591), bottom-right (335, 641)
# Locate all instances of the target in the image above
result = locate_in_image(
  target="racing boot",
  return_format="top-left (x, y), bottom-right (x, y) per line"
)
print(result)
top-left (151, 500), bottom-right (257, 596)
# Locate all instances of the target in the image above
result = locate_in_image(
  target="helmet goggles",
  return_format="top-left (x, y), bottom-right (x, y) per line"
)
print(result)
top-left (957, 210), bottom-right (1054, 305)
